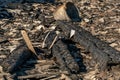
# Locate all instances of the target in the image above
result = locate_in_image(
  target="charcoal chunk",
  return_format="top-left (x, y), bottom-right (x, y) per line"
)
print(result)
top-left (1, 45), bottom-right (32, 74)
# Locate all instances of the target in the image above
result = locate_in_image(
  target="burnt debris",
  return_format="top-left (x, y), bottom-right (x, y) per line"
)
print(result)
top-left (1, 21), bottom-right (120, 79)
top-left (0, 0), bottom-right (120, 80)
top-left (1, 45), bottom-right (33, 74)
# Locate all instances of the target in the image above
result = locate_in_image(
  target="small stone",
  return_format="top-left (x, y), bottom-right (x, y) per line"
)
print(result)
top-left (99, 18), bottom-right (104, 23)
top-left (36, 25), bottom-right (45, 30)
top-left (49, 25), bottom-right (56, 30)
top-left (0, 66), bottom-right (3, 73)
top-left (115, 28), bottom-right (120, 33)
top-left (90, 5), bottom-right (96, 8)
top-left (60, 74), bottom-right (71, 80)
top-left (84, 71), bottom-right (96, 80)
top-left (80, 21), bottom-right (87, 26)
top-left (116, 47), bottom-right (120, 51)
top-left (110, 43), bottom-right (118, 47)
top-left (84, 18), bottom-right (89, 22)
top-left (0, 55), bottom-right (6, 59)
top-left (33, 20), bottom-right (41, 24)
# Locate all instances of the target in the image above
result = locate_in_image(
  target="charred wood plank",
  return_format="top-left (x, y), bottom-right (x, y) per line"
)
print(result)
top-left (55, 21), bottom-right (120, 71)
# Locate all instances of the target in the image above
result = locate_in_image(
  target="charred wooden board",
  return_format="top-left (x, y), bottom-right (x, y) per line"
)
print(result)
top-left (55, 21), bottom-right (120, 71)
top-left (1, 45), bottom-right (33, 74)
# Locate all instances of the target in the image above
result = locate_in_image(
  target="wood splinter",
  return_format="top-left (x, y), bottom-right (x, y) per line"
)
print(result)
top-left (21, 30), bottom-right (39, 59)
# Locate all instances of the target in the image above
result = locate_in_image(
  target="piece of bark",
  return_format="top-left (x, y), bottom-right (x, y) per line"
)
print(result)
top-left (21, 30), bottom-right (37, 56)
top-left (55, 21), bottom-right (120, 71)
top-left (53, 2), bottom-right (81, 22)
top-left (21, 30), bottom-right (42, 59)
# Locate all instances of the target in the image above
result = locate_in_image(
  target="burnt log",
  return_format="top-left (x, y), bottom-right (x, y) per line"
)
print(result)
top-left (1, 45), bottom-right (33, 74)
top-left (52, 40), bottom-right (80, 73)
top-left (52, 39), bottom-right (79, 79)
top-left (55, 21), bottom-right (120, 71)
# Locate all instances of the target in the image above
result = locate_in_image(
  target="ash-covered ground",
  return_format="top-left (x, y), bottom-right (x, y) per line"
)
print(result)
top-left (0, 0), bottom-right (120, 80)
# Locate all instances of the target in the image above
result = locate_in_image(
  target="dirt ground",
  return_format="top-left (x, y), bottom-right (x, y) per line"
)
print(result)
top-left (0, 0), bottom-right (120, 80)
